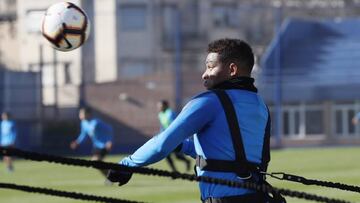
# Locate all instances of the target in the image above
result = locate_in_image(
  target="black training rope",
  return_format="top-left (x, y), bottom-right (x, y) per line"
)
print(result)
top-left (266, 172), bottom-right (360, 193)
top-left (0, 147), bottom-right (354, 203)
top-left (0, 182), bottom-right (146, 203)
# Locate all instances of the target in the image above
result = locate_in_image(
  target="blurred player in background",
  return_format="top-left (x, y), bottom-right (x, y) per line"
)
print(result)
top-left (70, 107), bottom-right (113, 178)
top-left (352, 112), bottom-right (360, 125)
top-left (157, 100), bottom-right (191, 172)
top-left (0, 111), bottom-right (17, 172)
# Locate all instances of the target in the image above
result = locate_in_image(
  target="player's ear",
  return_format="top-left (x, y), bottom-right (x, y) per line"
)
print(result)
top-left (229, 63), bottom-right (238, 76)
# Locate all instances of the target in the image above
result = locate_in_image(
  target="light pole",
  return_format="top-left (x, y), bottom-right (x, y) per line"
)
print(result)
top-left (273, 1), bottom-right (283, 147)
top-left (173, 8), bottom-right (182, 112)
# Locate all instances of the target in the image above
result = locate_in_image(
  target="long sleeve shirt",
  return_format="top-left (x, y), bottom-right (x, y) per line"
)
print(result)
top-left (0, 120), bottom-right (17, 146)
top-left (119, 89), bottom-right (269, 200)
top-left (75, 118), bottom-right (113, 149)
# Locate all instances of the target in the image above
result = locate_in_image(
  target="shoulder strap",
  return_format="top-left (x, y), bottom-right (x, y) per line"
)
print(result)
top-left (212, 89), bottom-right (247, 164)
top-left (261, 106), bottom-right (271, 171)
top-left (213, 89), bottom-right (271, 172)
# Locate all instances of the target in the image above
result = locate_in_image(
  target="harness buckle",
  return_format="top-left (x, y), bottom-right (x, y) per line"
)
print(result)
top-left (236, 172), bottom-right (252, 180)
top-left (260, 171), bottom-right (285, 180)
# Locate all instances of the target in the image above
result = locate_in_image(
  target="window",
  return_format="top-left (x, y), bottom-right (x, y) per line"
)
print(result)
top-left (333, 105), bottom-right (358, 137)
top-left (294, 111), bottom-right (300, 135)
top-left (42, 65), bottom-right (55, 87)
top-left (348, 110), bottom-right (355, 135)
top-left (282, 109), bottom-right (301, 137)
top-left (281, 104), bottom-right (324, 138)
top-left (41, 64), bottom-right (55, 105)
top-left (305, 110), bottom-right (323, 135)
top-left (119, 5), bottom-right (147, 31)
top-left (283, 111), bottom-right (289, 136)
top-left (162, 5), bottom-right (177, 43)
top-left (26, 9), bottom-right (45, 34)
top-left (64, 63), bottom-right (72, 84)
top-left (212, 4), bottom-right (238, 28)
top-left (335, 110), bottom-right (343, 135)
top-left (118, 61), bottom-right (152, 78)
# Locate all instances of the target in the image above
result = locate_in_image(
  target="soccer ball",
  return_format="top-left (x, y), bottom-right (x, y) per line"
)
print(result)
top-left (41, 2), bottom-right (90, 52)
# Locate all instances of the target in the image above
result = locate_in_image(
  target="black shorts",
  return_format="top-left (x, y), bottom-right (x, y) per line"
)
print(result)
top-left (0, 145), bottom-right (14, 158)
top-left (92, 148), bottom-right (108, 159)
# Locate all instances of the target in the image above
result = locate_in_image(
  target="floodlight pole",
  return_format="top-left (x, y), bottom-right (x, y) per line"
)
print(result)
top-left (273, 2), bottom-right (283, 148)
top-left (38, 44), bottom-right (44, 147)
top-left (174, 8), bottom-right (182, 112)
top-left (39, 45), bottom-right (44, 120)
top-left (53, 49), bottom-right (59, 118)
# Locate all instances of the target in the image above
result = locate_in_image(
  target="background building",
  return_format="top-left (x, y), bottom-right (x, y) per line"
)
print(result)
top-left (1, 0), bottom-right (360, 153)
top-left (261, 18), bottom-right (360, 146)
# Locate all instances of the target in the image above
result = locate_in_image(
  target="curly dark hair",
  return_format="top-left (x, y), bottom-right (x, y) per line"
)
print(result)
top-left (207, 38), bottom-right (254, 72)
top-left (1, 111), bottom-right (11, 118)
top-left (79, 107), bottom-right (92, 115)
top-left (159, 100), bottom-right (169, 108)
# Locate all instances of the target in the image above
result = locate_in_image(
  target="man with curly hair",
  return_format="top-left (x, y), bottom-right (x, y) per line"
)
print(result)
top-left (108, 39), bottom-right (284, 202)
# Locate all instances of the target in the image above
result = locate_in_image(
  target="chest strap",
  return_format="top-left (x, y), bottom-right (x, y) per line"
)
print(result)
top-left (195, 89), bottom-right (270, 177)
top-left (196, 156), bottom-right (261, 177)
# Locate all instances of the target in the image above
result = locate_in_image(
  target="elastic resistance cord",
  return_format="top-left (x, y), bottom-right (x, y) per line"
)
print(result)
top-left (265, 172), bottom-right (360, 193)
top-left (0, 182), bottom-right (146, 203)
top-left (0, 147), bottom-right (354, 203)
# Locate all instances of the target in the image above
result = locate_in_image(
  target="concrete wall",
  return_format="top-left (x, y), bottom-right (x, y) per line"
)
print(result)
top-left (0, 21), bottom-right (19, 70)
top-left (94, 0), bottom-right (117, 82)
top-left (17, 0), bottom-right (84, 110)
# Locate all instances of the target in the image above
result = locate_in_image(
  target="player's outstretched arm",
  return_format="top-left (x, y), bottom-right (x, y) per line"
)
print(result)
top-left (71, 123), bottom-right (88, 149)
top-left (108, 95), bottom-right (216, 186)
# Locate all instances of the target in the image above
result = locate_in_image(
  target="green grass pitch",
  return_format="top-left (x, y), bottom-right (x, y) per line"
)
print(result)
top-left (0, 147), bottom-right (359, 203)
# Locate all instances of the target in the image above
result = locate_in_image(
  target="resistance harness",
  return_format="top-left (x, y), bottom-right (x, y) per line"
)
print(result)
top-left (195, 89), bottom-right (286, 202)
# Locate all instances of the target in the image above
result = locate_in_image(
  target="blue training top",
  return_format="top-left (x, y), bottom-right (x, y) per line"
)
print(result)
top-left (75, 118), bottom-right (113, 149)
top-left (0, 120), bottom-right (17, 147)
top-left (120, 89), bottom-right (269, 200)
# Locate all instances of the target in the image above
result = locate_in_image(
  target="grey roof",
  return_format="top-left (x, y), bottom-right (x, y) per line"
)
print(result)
top-left (259, 18), bottom-right (360, 102)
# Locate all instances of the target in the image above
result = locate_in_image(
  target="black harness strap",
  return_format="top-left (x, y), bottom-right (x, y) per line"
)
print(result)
top-left (213, 89), bottom-right (247, 165)
top-left (195, 89), bottom-right (270, 177)
top-left (195, 157), bottom-right (260, 174)
top-left (197, 89), bottom-right (286, 202)
top-left (261, 106), bottom-right (271, 171)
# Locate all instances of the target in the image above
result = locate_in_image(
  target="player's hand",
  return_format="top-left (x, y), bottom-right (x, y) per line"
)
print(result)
top-left (70, 141), bottom-right (78, 150)
top-left (106, 169), bottom-right (133, 186)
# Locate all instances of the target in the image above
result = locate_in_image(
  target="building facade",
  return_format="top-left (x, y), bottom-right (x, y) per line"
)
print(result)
top-left (1, 0), bottom-right (360, 150)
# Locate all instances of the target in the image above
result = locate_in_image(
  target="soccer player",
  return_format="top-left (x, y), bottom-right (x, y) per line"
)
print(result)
top-left (70, 107), bottom-right (113, 177)
top-left (108, 39), bottom-right (283, 202)
top-left (157, 100), bottom-right (191, 172)
top-left (0, 112), bottom-right (17, 172)
top-left (352, 112), bottom-right (360, 125)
